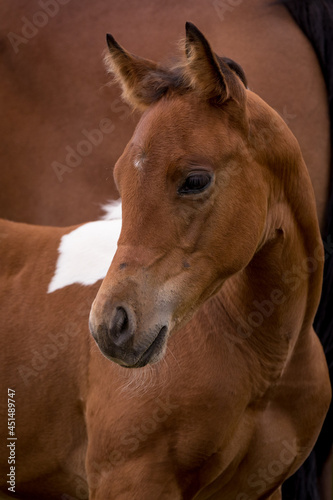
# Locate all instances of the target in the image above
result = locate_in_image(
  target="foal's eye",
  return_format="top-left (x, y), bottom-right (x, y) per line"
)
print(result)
top-left (178, 173), bottom-right (212, 195)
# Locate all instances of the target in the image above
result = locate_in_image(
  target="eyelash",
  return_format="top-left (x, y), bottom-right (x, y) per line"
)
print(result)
top-left (178, 173), bottom-right (212, 195)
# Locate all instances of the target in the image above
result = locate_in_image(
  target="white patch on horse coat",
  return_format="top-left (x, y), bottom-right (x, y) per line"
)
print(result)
top-left (99, 198), bottom-right (122, 221)
top-left (48, 203), bottom-right (122, 293)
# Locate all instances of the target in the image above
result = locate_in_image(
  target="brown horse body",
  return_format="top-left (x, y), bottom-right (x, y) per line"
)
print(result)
top-left (0, 23), bottom-right (331, 500)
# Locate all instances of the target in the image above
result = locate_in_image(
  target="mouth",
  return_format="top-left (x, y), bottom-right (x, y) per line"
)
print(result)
top-left (130, 326), bottom-right (168, 368)
top-left (90, 316), bottom-right (169, 368)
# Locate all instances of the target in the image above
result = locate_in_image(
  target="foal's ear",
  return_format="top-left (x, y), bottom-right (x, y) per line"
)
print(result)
top-left (105, 33), bottom-right (171, 110)
top-left (184, 22), bottom-right (245, 105)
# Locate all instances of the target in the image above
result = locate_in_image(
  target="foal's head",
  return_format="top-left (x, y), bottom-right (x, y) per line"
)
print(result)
top-left (89, 23), bottom-right (302, 368)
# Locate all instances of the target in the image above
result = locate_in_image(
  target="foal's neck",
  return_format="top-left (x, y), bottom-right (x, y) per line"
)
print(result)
top-left (210, 155), bottom-right (323, 395)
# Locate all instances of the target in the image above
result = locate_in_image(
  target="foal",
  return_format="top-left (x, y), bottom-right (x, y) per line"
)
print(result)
top-left (89, 23), bottom-right (331, 498)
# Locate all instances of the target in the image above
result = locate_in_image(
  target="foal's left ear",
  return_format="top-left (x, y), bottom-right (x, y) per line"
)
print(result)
top-left (105, 33), bottom-right (171, 110)
top-left (184, 22), bottom-right (245, 105)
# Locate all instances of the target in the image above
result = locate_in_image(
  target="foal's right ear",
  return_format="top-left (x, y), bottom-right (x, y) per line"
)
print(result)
top-left (105, 33), bottom-right (170, 110)
top-left (184, 22), bottom-right (245, 106)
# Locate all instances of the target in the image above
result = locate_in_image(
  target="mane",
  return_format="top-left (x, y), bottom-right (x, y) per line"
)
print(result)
top-left (153, 55), bottom-right (248, 97)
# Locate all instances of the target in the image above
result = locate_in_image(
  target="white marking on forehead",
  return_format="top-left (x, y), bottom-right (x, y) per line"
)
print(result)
top-left (134, 153), bottom-right (146, 170)
top-left (48, 208), bottom-right (122, 294)
top-left (134, 158), bottom-right (142, 169)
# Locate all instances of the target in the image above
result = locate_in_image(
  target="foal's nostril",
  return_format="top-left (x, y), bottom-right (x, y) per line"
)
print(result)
top-left (114, 306), bottom-right (128, 336)
top-left (109, 305), bottom-right (134, 344)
